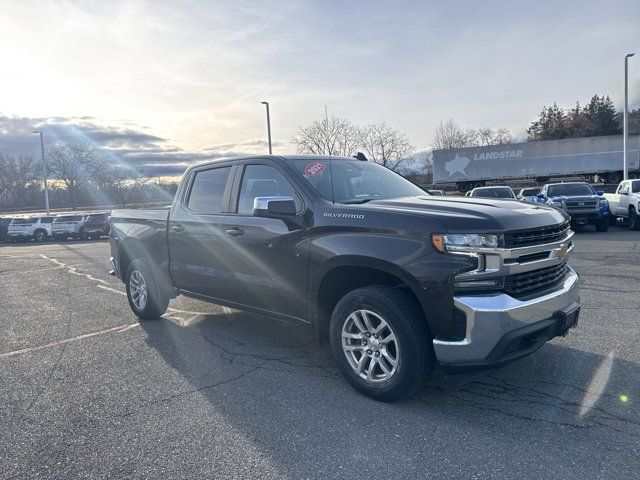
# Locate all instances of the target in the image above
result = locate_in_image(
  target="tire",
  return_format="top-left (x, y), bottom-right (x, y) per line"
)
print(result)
top-left (630, 207), bottom-right (640, 231)
top-left (595, 217), bottom-right (609, 232)
top-left (125, 258), bottom-right (169, 320)
top-left (329, 285), bottom-right (434, 402)
top-left (33, 230), bottom-right (47, 242)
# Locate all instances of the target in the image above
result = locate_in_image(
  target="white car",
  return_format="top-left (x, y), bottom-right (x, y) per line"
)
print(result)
top-left (51, 214), bottom-right (88, 240)
top-left (604, 179), bottom-right (640, 230)
top-left (466, 186), bottom-right (517, 199)
top-left (7, 215), bottom-right (54, 242)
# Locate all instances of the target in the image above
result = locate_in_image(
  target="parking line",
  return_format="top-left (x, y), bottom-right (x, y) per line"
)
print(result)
top-left (0, 323), bottom-right (140, 359)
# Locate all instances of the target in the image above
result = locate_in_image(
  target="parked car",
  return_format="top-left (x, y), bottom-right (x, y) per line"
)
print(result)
top-left (538, 182), bottom-right (610, 232)
top-left (82, 212), bottom-right (111, 239)
top-left (51, 214), bottom-right (87, 240)
top-left (517, 187), bottom-right (541, 203)
top-left (467, 186), bottom-right (517, 199)
top-left (0, 217), bottom-right (14, 243)
top-left (7, 216), bottom-right (54, 242)
top-left (591, 183), bottom-right (619, 194)
top-left (110, 155), bottom-right (579, 401)
top-left (604, 179), bottom-right (640, 230)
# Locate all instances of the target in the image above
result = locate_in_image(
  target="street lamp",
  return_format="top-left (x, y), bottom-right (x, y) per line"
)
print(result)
top-left (260, 101), bottom-right (272, 154)
top-left (624, 53), bottom-right (635, 181)
top-left (32, 130), bottom-right (50, 214)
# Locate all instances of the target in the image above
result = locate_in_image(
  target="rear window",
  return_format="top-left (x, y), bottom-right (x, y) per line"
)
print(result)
top-left (187, 166), bottom-right (232, 214)
top-left (521, 188), bottom-right (540, 196)
top-left (472, 188), bottom-right (515, 199)
top-left (11, 218), bottom-right (36, 225)
top-left (54, 215), bottom-right (83, 222)
top-left (87, 214), bottom-right (107, 221)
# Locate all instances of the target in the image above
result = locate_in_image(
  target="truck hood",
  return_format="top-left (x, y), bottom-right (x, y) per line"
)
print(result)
top-left (357, 195), bottom-right (568, 232)
top-left (546, 195), bottom-right (600, 202)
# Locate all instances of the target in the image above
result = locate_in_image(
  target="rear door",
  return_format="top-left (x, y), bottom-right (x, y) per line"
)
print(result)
top-left (168, 163), bottom-right (236, 297)
top-left (222, 161), bottom-right (310, 320)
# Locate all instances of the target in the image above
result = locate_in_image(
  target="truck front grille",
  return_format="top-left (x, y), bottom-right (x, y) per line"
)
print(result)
top-left (504, 261), bottom-right (568, 297)
top-left (565, 200), bottom-right (597, 208)
top-left (504, 221), bottom-right (570, 248)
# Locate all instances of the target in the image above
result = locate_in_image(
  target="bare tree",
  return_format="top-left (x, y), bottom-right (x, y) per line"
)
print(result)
top-left (105, 167), bottom-right (151, 206)
top-left (432, 120), bottom-right (512, 149)
top-left (474, 127), bottom-right (513, 146)
top-left (0, 154), bottom-right (38, 208)
top-left (292, 116), bottom-right (360, 156)
top-left (431, 119), bottom-right (476, 150)
top-left (47, 142), bottom-right (96, 208)
top-left (359, 122), bottom-right (415, 172)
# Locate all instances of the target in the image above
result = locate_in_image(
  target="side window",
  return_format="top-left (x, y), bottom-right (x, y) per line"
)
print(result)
top-left (187, 166), bottom-right (232, 214)
top-left (237, 164), bottom-right (296, 215)
top-left (619, 182), bottom-right (629, 194)
top-left (41, 217), bottom-right (54, 223)
top-left (633, 181), bottom-right (640, 194)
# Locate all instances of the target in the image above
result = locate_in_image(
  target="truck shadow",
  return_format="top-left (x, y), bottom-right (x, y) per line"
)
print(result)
top-left (137, 308), bottom-right (640, 472)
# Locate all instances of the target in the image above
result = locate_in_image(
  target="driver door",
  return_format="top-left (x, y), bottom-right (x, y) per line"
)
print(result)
top-left (222, 161), bottom-right (310, 321)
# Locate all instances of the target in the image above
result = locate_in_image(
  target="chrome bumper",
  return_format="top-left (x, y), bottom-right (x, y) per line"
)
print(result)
top-left (434, 266), bottom-right (580, 364)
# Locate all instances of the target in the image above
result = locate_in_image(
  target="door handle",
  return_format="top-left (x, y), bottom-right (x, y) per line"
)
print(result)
top-left (171, 225), bottom-right (185, 233)
top-left (225, 227), bottom-right (244, 237)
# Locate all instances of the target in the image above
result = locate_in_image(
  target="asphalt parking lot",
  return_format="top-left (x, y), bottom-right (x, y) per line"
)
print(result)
top-left (1, 229), bottom-right (639, 479)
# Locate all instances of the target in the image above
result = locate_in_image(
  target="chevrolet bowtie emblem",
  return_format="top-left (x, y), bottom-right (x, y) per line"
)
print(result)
top-left (553, 244), bottom-right (570, 258)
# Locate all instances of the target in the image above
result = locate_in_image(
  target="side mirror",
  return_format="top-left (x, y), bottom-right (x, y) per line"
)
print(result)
top-left (596, 190), bottom-right (604, 196)
top-left (620, 190), bottom-right (629, 196)
top-left (517, 195), bottom-right (524, 200)
top-left (253, 196), bottom-right (297, 218)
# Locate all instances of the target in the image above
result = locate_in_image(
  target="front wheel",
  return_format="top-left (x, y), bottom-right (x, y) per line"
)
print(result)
top-left (595, 218), bottom-right (609, 232)
top-left (329, 286), bottom-right (434, 402)
top-left (126, 258), bottom-right (169, 320)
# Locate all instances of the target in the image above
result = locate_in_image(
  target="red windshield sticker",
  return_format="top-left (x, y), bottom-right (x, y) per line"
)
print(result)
top-left (304, 162), bottom-right (325, 176)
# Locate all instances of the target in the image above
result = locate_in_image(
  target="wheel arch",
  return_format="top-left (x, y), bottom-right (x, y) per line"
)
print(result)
top-left (311, 256), bottom-right (430, 344)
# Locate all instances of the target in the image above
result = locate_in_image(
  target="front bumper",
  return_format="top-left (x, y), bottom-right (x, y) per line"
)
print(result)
top-left (434, 266), bottom-right (579, 370)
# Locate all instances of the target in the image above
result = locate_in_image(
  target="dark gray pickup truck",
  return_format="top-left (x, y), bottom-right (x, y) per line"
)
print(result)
top-left (109, 155), bottom-right (580, 401)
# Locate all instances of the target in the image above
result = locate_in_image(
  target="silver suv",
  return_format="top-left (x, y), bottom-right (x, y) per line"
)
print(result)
top-left (7, 216), bottom-right (54, 242)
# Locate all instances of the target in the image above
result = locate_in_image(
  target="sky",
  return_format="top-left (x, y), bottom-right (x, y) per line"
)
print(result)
top-left (1, 0), bottom-right (639, 176)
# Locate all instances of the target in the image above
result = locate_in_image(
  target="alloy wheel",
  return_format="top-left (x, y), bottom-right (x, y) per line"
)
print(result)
top-left (341, 309), bottom-right (400, 383)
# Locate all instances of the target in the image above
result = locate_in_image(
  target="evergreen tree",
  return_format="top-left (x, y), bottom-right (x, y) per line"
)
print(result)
top-left (584, 95), bottom-right (621, 136)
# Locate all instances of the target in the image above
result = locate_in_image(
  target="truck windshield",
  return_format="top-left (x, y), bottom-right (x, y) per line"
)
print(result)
top-left (547, 184), bottom-right (595, 196)
top-left (291, 159), bottom-right (425, 203)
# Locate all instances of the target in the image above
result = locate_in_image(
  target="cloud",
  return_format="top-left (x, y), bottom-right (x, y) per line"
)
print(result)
top-left (0, 114), bottom-right (267, 177)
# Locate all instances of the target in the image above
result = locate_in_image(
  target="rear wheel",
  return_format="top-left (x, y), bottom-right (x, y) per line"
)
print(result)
top-left (33, 230), bottom-right (47, 242)
top-left (329, 286), bottom-right (434, 402)
top-left (595, 218), bottom-right (609, 232)
top-left (630, 207), bottom-right (640, 231)
top-left (126, 258), bottom-right (169, 320)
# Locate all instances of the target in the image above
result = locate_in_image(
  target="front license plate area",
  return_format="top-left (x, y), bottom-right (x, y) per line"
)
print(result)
top-left (556, 306), bottom-right (580, 336)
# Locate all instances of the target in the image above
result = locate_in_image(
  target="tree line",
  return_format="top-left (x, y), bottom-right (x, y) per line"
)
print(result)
top-left (0, 143), bottom-right (177, 212)
top-left (433, 95), bottom-right (640, 150)
top-left (292, 118), bottom-right (415, 172)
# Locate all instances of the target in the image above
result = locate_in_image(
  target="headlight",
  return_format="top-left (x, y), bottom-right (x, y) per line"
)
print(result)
top-left (598, 198), bottom-right (609, 206)
top-left (432, 233), bottom-right (499, 252)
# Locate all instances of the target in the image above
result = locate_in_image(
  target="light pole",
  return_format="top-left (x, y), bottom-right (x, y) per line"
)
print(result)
top-left (33, 130), bottom-right (50, 214)
top-left (260, 101), bottom-right (272, 154)
top-left (624, 53), bottom-right (635, 181)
